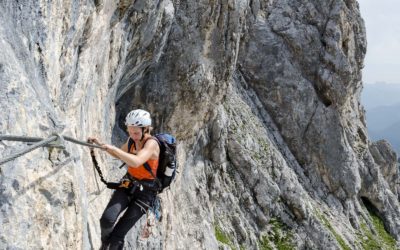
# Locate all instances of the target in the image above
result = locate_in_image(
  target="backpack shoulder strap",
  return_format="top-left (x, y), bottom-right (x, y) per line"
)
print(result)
top-left (143, 161), bottom-right (162, 189)
top-left (143, 162), bottom-right (156, 177)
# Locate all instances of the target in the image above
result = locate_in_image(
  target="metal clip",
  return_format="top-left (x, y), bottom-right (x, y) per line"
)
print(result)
top-left (48, 133), bottom-right (66, 149)
top-left (120, 180), bottom-right (131, 188)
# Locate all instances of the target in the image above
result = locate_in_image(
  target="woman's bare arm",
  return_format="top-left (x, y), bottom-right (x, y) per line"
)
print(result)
top-left (88, 137), bottom-right (128, 159)
top-left (102, 139), bottom-right (158, 167)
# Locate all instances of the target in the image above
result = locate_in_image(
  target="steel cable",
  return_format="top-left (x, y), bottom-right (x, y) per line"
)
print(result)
top-left (0, 135), bottom-right (58, 165)
top-left (0, 134), bottom-right (105, 165)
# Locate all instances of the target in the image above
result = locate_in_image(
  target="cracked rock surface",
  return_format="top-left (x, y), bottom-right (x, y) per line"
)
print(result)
top-left (0, 0), bottom-right (399, 249)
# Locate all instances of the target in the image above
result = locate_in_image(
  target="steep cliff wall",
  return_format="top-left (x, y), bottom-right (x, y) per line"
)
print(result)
top-left (0, 0), bottom-right (399, 249)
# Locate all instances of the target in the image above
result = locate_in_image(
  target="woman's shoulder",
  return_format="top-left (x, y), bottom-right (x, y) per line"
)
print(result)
top-left (144, 135), bottom-right (158, 144)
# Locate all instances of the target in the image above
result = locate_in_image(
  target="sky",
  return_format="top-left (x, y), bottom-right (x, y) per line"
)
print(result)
top-left (358, 0), bottom-right (400, 84)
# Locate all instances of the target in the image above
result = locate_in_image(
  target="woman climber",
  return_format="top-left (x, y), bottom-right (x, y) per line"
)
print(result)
top-left (88, 109), bottom-right (160, 250)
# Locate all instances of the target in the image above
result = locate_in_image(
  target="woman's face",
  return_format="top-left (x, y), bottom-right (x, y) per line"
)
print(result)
top-left (127, 126), bottom-right (142, 141)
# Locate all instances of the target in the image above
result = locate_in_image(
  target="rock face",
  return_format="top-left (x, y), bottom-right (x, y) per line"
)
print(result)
top-left (0, 0), bottom-right (399, 249)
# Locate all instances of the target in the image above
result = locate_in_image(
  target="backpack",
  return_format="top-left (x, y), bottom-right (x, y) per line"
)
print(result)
top-left (128, 133), bottom-right (177, 192)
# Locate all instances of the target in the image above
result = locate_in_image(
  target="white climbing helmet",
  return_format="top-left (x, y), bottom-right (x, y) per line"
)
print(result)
top-left (125, 109), bottom-right (152, 127)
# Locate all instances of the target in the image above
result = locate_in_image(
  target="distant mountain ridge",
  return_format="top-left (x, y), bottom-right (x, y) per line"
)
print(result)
top-left (362, 82), bottom-right (400, 109)
top-left (370, 120), bottom-right (400, 152)
top-left (367, 103), bottom-right (400, 131)
top-left (362, 83), bottom-right (400, 154)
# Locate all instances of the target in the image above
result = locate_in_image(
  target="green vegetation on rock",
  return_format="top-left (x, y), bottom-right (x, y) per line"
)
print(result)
top-left (358, 206), bottom-right (397, 250)
top-left (316, 211), bottom-right (351, 250)
top-left (215, 224), bottom-right (236, 249)
top-left (259, 218), bottom-right (295, 250)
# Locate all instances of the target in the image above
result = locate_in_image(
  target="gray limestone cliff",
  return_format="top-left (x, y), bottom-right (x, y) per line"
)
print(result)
top-left (0, 0), bottom-right (399, 249)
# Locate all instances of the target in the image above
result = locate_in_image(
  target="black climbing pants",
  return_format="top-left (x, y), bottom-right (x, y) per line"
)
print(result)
top-left (100, 186), bottom-right (156, 249)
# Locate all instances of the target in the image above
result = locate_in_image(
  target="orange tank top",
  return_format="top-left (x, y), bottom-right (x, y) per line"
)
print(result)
top-left (127, 138), bottom-right (159, 180)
